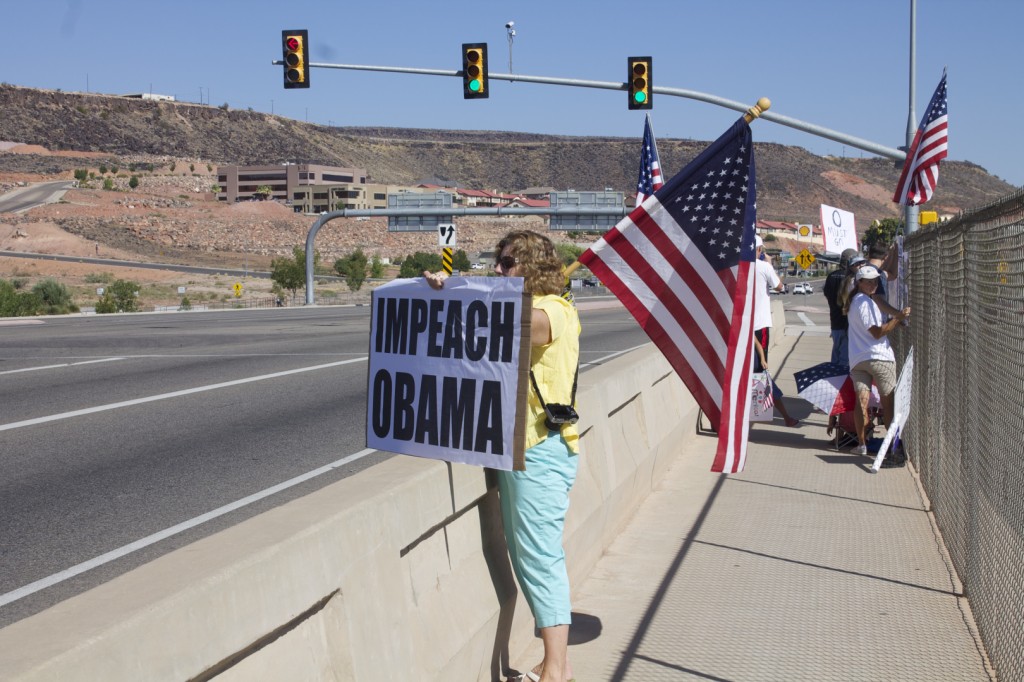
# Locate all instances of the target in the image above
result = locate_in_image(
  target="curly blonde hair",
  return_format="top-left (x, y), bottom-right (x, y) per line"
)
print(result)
top-left (495, 230), bottom-right (564, 295)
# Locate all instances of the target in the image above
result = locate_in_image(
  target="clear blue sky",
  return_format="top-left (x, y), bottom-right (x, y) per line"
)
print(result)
top-left (3, 0), bottom-right (1021, 188)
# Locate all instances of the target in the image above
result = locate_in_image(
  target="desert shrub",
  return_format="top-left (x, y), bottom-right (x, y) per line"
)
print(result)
top-left (189, 163), bottom-right (195, 172)
top-left (98, 279), bottom-right (140, 313)
top-left (399, 252), bottom-right (442, 278)
top-left (111, 166), bottom-right (118, 174)
top-left (207, 164), bottom-right (213, 172)
top-left (129, 175), bottom-right (139, 189)
top-left (179, 296), bottom-right (192, 311)
top-left (0, 279), bottom-right (44, 316)
top-left (73, 169), bottom-right (88, 182)
top-left (99, 164), bottom-right (108, 175)
top-left (102, 178), bottom-right (114, 190)
top-left (84, 272), bottom-right (115, 284)
top-left (32, 278), bottom-right (77, 313)
top-left (170, 162), bottom-right (176, 172)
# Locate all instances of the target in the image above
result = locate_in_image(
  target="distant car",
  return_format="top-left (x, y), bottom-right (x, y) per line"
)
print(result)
top-left (793, 282), bottom-right (812, 295)
top-left (581, 278), bottom-right (598, 288)
top-left (769, 283), bottom-right (786, 295)
top-left (470, 263), bottom-right (484, 270)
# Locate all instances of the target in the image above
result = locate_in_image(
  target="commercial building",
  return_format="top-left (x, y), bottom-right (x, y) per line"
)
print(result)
top-left (215, 164), bottom-right (368, 204)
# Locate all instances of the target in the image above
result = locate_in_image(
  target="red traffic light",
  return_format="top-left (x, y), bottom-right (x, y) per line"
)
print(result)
top-left (286, 37), bottom-right (300, 51)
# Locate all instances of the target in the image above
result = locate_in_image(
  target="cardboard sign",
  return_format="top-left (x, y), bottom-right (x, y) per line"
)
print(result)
top-left (367, 277), bottom-right (531, 471)
top-left (872, 347), bottom-right (914, 472)
top-left (820, 204), bottom-right (859, 255)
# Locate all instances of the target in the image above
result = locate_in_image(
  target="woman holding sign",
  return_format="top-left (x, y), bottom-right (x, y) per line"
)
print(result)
top-left (426, 230), bottom-right (580, 682)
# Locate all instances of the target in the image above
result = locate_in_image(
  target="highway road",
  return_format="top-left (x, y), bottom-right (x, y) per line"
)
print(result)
top-left (0, 181), bottom-right (74, 214)
top-left (0, 299), bottom-right (655, 627)
top-left (0, 291), bottom-right (832, 628)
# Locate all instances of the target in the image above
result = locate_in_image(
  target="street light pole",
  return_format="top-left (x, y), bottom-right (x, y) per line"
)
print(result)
top-left (904, 0), bottom-right (920, 236)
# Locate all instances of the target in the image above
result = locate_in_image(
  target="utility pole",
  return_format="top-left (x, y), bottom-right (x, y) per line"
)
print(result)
top-left (904, 0), bottom-right (920, 235)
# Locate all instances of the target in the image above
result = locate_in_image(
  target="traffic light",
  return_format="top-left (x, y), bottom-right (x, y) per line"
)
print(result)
top-left (462, 43), bottom-right (488, 99)
top-left (282, 30), bottom-right (309, 89)
top-left (628, 56), bottom-right (652, 110)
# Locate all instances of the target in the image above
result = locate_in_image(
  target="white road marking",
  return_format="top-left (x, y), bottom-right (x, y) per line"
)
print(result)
top-left (0, 357), bottom-right (367, 432)
top-left (581, 343), bottom-right (650, 368)
top-left (797, 312), bottom-right (816, 326)
top-left (0, 357), bottom-right (125, 375)
top-left (0, 448), bottom-right (378, 608)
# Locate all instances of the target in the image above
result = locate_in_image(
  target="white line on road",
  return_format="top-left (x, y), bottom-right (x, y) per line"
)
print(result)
top-left (797, 312), bottom-right (816, 326)
top-left (581, 343), bottom-right (650, 368)
top-left (0, 357), bottom-right (126, 375)
top-left (0, 357), bottom-right (368, 432)
top-left (0, 447), bottom-right (378, 608)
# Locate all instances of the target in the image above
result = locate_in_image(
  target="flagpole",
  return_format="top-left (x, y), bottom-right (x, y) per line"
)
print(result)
top-left (562, 97), bottom-right (772, 281)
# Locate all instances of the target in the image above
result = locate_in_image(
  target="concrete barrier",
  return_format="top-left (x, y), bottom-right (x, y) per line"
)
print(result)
top-left (0, 344), bottom-right (698, 682)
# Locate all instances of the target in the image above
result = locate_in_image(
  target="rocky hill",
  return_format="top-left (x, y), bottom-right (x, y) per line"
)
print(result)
top-left (0, 84), bottom-right (1015, 226)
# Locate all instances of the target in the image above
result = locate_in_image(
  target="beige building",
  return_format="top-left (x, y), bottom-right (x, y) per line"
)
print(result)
top-left (216, 164), bottom-right (368, 204)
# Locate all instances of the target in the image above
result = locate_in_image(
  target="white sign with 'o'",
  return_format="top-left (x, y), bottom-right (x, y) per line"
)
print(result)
top-left (820, 204), bottom-right (859, 254)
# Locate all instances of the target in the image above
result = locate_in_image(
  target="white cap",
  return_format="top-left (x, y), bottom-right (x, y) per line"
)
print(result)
top-left (755, 236), bottom-right (763, 248)
top-left (856, 265), bottom-right (881, 281)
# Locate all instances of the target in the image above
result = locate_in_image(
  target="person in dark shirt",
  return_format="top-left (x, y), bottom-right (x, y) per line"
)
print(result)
top-left (823, 248), bottom-right (860, 366)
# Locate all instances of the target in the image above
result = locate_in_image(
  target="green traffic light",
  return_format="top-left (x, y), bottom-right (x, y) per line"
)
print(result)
top-left (634, 91), bottom-right (647, 104)
top-left (470, 79), bottom-right (481, 92)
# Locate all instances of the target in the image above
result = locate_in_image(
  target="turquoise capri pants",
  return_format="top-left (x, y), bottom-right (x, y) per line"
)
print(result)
top-left (496, 430), bottom-right (579, 629)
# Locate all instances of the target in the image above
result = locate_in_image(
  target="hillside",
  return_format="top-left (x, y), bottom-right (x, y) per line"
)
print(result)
top-left (0, 84), bottom-right (1015, 226)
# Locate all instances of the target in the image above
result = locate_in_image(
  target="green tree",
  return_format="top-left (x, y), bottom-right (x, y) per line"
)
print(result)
top-left (370, 255), bottom-right (385, 279)
top-left (452, 249), bottom-right (471, 272)
top-left (211, 184), bottom-right (221, 194)
top-left (99, 164), bottom-right (108, 175)
top-left (190, 163), bottom-right (195, 173)
top-left (555, 242), bottom-right (583, 267)
top-left (102, 279), bottom-right (140, 312)
top-left (256, 185), bottom-right (272, 199)
top-left (102, 178), bottom-right (114, 191)
top-left (128, 175), bottom-right (139, 190)
top-left (271, 246), bottom-right (320, 297)
top-left (73, 169), bottom-right (88, 182)
top-left (863, 218), bottom-right (901, 249)
top-left (399, 252), bottom-right (443, 278)
top-left (334, 249), bottom-right (369, 292)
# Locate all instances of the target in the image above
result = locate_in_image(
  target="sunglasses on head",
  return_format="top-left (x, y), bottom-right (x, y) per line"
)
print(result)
top-left (496, 255), bottom-right (518, 270)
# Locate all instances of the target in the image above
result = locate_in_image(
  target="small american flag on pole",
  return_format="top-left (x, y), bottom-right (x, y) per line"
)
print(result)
top-left (893, 70), bottom-right (948, 206)
top-left (579, 118), bottom-right (757, 473)
top-left (635, 114), bottom-right (664, 206)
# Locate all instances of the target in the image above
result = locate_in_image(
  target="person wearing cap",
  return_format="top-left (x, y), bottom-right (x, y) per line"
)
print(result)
top-left (845, 265), bottom-right (911, 457)
top-left (823, 247), bottom-right (861, 366)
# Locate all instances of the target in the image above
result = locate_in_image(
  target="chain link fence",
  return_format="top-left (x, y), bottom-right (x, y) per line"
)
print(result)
top-left (894, 188), bottom-right (1024, 682)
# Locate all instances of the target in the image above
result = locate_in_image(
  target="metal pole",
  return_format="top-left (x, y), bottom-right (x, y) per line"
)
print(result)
top-left (904, 0), bottom-right (920, 235)
top-left (275, 60), bottom-right (907, 163)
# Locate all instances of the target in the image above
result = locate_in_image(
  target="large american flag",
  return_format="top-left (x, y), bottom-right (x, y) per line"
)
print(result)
top-left (580, 118), bottom-right (757, 473)
top-left (635, 114), bottom-right (664, 206)
top-left (893, 71), bottom-right (948, 206)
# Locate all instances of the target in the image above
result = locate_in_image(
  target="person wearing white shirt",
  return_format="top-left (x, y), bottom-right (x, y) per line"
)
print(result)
top-left (845, 265), bottom-right (911, 455)
top-left (753, 236), bottom-right (783, 368)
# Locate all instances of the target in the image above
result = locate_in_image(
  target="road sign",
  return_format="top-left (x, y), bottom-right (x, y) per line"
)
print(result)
top-left (438, 223), bottom-right (456, 247)
top-left (795, 249), bottom-right (816, 270)
top-left (233, 282), bottom-right (243, 297)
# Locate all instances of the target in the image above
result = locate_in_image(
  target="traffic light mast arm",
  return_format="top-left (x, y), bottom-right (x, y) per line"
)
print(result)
top-left (275, 59), bottom-right (905, 162)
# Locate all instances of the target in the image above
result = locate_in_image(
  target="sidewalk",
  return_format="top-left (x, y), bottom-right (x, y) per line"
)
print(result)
top-left (518, 329), bottom-right (993, 681)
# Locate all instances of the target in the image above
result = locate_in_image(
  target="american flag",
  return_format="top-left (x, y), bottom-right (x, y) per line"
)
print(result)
top-left (761, 370), bottom-right (775, 412)
top-left (893, 71), bottom-right (948, 206)
top-left (579, 118), bottom-right (757, 473)
top-left (635, 114), bottom-right (664, 206)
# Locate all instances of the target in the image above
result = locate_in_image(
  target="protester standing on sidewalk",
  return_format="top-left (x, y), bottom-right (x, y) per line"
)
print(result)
top-left (823, 248), bottom-right (860, 366)
top-left (753, 236), bottom-right (784, 368)
top-left (425, 230), bottom-right (580, 682)
top-left (845, 265), bottom-right (911, 456)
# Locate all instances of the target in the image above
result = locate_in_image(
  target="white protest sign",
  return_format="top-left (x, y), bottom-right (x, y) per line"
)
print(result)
top-left (367, 277), bottom-right (529, 471)
top-left (872, 347), bottom-right (914, 472)
top-left (820, 204), bottom-right (859, 255)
